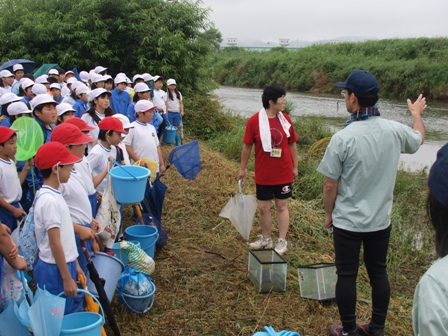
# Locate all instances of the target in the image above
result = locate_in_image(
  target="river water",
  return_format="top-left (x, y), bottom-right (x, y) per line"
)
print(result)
top-left (213, 86), bottom-right (448, 171)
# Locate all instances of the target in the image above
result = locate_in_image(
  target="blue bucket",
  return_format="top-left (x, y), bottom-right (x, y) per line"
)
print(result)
top-left (59, 289), bottom-right (104, 336)
top-left (109, 166), bottom-right (150, 204)
top-left (118, 282), bottom-right (156, 314)
top-left (110, 240), bottom-right (141, 266)
top-left (86, 252), bottom-right (124, 303)
top-left (163, 126), bottom-right (177, 144)
top-left (125, 225), bottom-right (158, 259)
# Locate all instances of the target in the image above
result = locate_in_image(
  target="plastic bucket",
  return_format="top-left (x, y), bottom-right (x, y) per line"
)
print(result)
top-left (109, 166), bottom-right (150, 204)
top-left (163, 126), bottom-right (177, 144)
top-left (86, 252), bottom-right (124, 303)
top-left (110, 241), bottom-right (141, 266)
top-left (118, 282), bottom-right (156, 314)
top-left (59, 289), bottom-right (105, 335)
top-left (125, 225), bottom-right (158, 259)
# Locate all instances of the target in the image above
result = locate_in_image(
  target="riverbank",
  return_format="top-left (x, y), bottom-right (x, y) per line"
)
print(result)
top-left (209, 37), bottom-right (448, 100)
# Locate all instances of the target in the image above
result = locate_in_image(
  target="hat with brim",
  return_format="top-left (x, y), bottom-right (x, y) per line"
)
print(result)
top-left (65, 117), bottom-right (95, 131)
top-left (0, 70), bottom-right (14, 78)
top-left (31, 83), bottom-right (48, 95)
top-left (0, 126), bottom-right (17, 143)
top-left (135, 100), bottom-right (155, 114)
top-left (7, 102), bottom-right (32, 116)
top-left (98, 116), bottom-right (127, 133)
top-left (56, 103), bottom-right (76, 116)
top-left (50, 83), bottom-right (61, 90)
top-left (167, 78), bottom-right (176, 86)
top-left (0, 93), bottom-right (21, 105)
top-left (30, 94), bottom-right (58, 111)
top-left (335, 70), bottom-right (379, 95)
top-left (35, 142), bottom-right (82, 170)
top-left (90, 88), bottom-right (112, 100)
top-left (51, 123), bottom-right (93, 145)
top-left (112, 114), bottom-right (133, 129)
top-left (134, 83), bottom-right (151, 93)
top-left (152, 75), bottom-right (163, 82)
top-left (428, 143), bottom-right (448, 207)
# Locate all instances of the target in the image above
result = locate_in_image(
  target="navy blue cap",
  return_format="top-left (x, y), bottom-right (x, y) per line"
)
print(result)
top-left (428, 143), bottom-right (448, 207)
top-left (335, 70), bottom-right (379, 95)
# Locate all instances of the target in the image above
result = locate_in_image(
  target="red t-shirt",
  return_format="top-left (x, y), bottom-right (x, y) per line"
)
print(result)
top-left (243, 112), bottom-right (298, 185)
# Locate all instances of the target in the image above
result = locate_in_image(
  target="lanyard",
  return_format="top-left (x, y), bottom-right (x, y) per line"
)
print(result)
top-left (271, 115), bottom-right (279, 148)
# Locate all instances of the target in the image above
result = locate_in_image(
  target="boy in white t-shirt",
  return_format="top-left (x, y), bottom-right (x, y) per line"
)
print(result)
top-left (50, 123), bottom-right (99, 276)
top-left (124, 100), bottom-right (166, 174)
top-left (0, 127), bottom-right (31, 231)
top-left (33, 142), bottom-right (84, 314)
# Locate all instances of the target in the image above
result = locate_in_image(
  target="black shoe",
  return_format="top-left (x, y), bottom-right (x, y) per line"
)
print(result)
top-left (329, 325), bottom-right (357, 336)
top-left (356, 323), bottom-right (385, 336)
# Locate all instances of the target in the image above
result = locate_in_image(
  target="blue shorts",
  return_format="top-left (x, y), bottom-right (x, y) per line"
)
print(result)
top-left (75, 223), bottom-right (93, 275)
top-left (88, 193), bottom-right (97, 217)
top-left (168, 111), bottom-right (181, 126)
top-left (0, 201), bottom-right (21, 231)
top-left (34, 258), bottom-right (84, 315)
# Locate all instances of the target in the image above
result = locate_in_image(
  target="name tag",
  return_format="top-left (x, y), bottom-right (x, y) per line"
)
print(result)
top-left (270, 148), bottom-right (282, 158)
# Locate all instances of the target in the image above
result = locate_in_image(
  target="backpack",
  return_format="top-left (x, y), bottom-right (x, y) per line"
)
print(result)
top-left (18, 191), bottom-right (52, 271)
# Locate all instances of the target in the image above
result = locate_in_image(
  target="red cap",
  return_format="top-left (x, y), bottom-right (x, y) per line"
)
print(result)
top-left (35, 142), bottom-right (82, 170)
top-left (51, 123), bottom-right (93, 145)
top-left (98, 116), bottom-right (126, 133)
top-left (0, 126), bottom-right (17, 143)
top-left (64, 117), bottom-right (95, 131)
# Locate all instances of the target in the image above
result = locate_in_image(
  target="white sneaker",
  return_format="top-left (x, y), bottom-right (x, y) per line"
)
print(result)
top-left (274, 238), bottom-right (287, 255)
top-left (249, 235), bottom-right (273, 249)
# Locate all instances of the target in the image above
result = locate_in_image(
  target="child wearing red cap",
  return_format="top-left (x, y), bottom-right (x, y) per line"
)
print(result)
top-left (51, 124), bottom-right (100, 278)
top-left (33, 142), bottom-right (84, 314)
top-left (0, 126), bottom-right (31, 231)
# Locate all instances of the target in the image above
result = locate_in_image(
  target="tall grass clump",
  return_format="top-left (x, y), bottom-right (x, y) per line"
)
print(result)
top-left (209, 37), bottom-right (448, 100)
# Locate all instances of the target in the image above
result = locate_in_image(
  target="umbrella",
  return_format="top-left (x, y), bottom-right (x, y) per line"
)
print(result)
top-left (0, 59), bottom-right (35, 74)
top-left (81, 240), bottom-right (121, 336)
top-left (219, 180), bottom-right (258, 243)
top-left (141, 175), bottom-right (167, 224)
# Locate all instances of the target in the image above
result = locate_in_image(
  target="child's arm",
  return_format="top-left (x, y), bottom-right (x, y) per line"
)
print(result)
top-left (91, 155), bottom-right (114, 189)
top-left (125, 144), bottom-right (140, 163)
top-left (157, 146), bottom-right (166, 175)
top-left (0, 224), bottom-right (26, 270)
top-left (0, 196), bottom-right (25, 220)
top-left (48, 227), bottom-right (78, 297)
top-left (18, 159), bottom-right (32, 185)
top-left (73, 224), bottom-right (96, 241)
top-left (180, 100), bottom-right (184, 116)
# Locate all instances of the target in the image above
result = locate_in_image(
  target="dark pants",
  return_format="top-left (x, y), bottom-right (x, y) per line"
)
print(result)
top-left (333, 225), bottom-right (391, 332)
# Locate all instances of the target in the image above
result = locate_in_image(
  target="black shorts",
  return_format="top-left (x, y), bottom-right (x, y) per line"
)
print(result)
top-left (256, 183), bottom-right (292, 201)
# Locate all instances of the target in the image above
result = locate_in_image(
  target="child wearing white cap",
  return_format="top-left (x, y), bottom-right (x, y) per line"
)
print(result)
top-left (7, 102), bottom-right (32, 124)
top-left (11, 64), bottom-right (25, 95)
top-left (0, 70), bottom-right (15, 97)
top-left (56, 103), bottom-right (76, 124)
top-left (0, 93), bottom-right (21, 127)
top-left (124, 100), bottom-right (165, 174)
top-left (50, 83), bottom-right (63, 104)
top-left (109, 76), bottom-right (131, 115)
top-left (73, 85), bottom-right (90, 118)
top-left (19, 79), bottom-right (35, 106)
top-left (165, 78), bottom-right (184, 146)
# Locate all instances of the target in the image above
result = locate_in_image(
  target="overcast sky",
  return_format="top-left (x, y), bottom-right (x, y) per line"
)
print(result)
top-left (200, 0), bottom-right (448, 42)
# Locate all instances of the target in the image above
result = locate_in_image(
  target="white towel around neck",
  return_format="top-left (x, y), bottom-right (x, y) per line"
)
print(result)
top-left (259, 108), bottom-right (291, 152)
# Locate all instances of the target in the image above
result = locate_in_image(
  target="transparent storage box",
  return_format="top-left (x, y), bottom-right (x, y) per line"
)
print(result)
top-left (298, 263), bottom-right (336, 300)
top-left (248, 250), bottom-right (287, 293)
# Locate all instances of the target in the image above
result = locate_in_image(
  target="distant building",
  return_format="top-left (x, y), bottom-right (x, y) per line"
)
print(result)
top-left (329, 40), bottom-right (342, 44)
top-left (279, 39), bottom-right (290, 47)
top-left (226, 38), bottom-right (237, 46)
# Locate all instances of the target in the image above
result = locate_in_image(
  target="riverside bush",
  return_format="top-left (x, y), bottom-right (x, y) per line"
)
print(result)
top-left (209, 37), bottom-right (448, 99)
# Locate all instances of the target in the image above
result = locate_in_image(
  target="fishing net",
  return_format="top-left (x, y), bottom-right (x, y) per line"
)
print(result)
top-left (168, 140), bottom-right (200, 180)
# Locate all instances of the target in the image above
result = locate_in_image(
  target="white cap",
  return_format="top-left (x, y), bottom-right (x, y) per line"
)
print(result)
top-left (103, 75), bottom-right (113, 81)
top-left (112, 114), bottom-right (133, 129)
top-left (67, 77), bottom-right (78, 85)
top-left (94, 66), bottom-right (107, 74)
top-left (30, 94), bottom-right (58, 110)
top-left (126, 77), bottom-right (132, 84)
top-left (91, 74), bottom-right (106, 83)
top-left (0, 70), bottom-right (14, 78)
top-left (152, 75), bottom-right (163, 82)
top-left (56, 103), bottom-right (76, 116)
top-left (90, 88), bottom-right (111, 100)
top-left (135, 100), bottom-right (155, 114)
top-left (133, 74), bottom-right (144, 83)
top-left (167, 78), bottom-right (176, 86)
top-left (65, 70), bottom-right (75, 77)
top-left (142, 73), bottom-right (153, 82)
top-left (31, 83), bottom-right (47, 95)
top-left (114, 76), bottom-right (127, 85)
top-left (50, 83), bottom-right (61, 90)
top-left (35, 75), bottom-right (49, 84)
top-left (75, 84), bottom-right (89, 95)
top-left (71, 81), bottom-right (82, 92)
top-left (21, 79), bottom-right (34, 90)
top-left (7, 102), bottom-right (32, 115)
top-left (134, 83), bottom-right (151, 93)
top-left (0, 93), bottom-right (21, 105)
top-left (48, 69), bottom-right (59, 75)
top-left (13, 64), bottom-right (24, 72)
top-left (79, 71), bottom-right (90, 83)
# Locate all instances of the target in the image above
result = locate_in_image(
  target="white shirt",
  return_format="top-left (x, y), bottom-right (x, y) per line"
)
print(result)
top-left (153, 89), bottom-right (167, 114)
top-left (87, 143), bottom-right (117, 196)
top-left (34, 186), bottom-right (78, 264)
top-left (75, 157), bottom-right (96, 195)
top-left (81, 111), bottom-right (106, 153)
top-left (60, 170), bottom-right (92, 225)
top-left (164, 91), bottom-right (182, 112)
top-left (0, 158), bottom-right (22, 203)
top-left (123, 121), bottom-right (160, 171)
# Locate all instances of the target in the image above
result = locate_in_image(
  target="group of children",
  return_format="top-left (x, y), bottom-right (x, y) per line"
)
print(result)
top-left (0, 64), bottom-right (184, 315)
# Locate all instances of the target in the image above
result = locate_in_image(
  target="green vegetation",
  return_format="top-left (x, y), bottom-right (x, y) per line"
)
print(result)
top-left (209, 38), bottom-right (448, 99)
top-left (0, 0), bottom-right (221, 93)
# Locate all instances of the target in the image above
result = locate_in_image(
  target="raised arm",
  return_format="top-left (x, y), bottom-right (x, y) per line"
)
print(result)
top-left (407, 94), bottom-right (427, 144)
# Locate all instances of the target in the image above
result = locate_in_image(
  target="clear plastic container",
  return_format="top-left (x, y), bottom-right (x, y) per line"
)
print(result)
top-left (248, 250), bottom-right (287, 293)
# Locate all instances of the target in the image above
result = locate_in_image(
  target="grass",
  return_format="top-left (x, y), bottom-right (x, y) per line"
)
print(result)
top-left (107, 128), bottom-right (434, 335)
